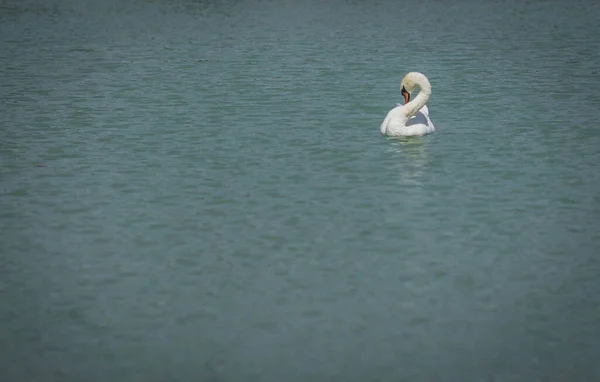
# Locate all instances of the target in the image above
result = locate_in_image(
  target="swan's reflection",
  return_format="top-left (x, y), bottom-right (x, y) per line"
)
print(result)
top-left (386, 136), bottom-right (429, 187)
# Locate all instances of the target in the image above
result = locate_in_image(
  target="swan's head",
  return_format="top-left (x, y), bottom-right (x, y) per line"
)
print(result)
top-left (400, 85), bottom-right (410, 104)
top-left (400, 72), bottom-right (431, 104)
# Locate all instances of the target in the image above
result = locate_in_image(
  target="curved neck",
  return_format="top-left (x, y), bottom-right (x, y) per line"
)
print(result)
top-left (404, 78), bottom-right (431, 118)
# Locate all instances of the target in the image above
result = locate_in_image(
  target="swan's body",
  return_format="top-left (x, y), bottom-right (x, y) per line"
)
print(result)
top-left (380, 72), bottom-right (435, 137)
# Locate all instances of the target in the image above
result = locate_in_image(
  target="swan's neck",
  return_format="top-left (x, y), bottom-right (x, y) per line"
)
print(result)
top-left (404, 78), bottom-right (431, 118)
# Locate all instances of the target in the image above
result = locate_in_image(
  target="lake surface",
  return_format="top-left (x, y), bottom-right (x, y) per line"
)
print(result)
top-left (1, 0), bottom-right (599, 381)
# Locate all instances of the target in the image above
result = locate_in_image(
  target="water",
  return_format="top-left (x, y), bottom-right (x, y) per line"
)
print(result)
top-left (1, 0), bottom-right (600, 380)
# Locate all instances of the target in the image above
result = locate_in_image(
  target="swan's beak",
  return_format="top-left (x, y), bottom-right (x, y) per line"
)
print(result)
top-left (401, 86), bottom-right (410, 104)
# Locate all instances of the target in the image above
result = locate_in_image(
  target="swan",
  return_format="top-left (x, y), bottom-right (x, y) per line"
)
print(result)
top-left (380, 72), bottom-right (435, 137)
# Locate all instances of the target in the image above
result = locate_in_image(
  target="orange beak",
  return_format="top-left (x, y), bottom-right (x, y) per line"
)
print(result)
top-left (401, 86), bottom-right (410, 104)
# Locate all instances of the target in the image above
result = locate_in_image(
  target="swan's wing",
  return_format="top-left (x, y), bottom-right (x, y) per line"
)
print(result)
top-left (403, 108), bottom-right (434, 133)
top-left (380, 110), bottom-right (393, 134)
top-left (419, 105), bottom-right (434, 130)
top-left (381, 106), bottom-right (411, 135)
top-left (406, 111), bottom-right (428, 127)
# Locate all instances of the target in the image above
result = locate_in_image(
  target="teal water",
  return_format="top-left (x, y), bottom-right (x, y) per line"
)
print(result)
top-left (1, 0), bottom-right (600, 381)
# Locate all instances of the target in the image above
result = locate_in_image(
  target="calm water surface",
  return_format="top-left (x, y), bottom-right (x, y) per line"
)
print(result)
top-left (1, 0), bottom-right (600, 381)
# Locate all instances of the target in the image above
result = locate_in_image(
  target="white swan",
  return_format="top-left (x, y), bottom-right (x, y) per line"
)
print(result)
top-left (380, 72), bottom-right (435, 137)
